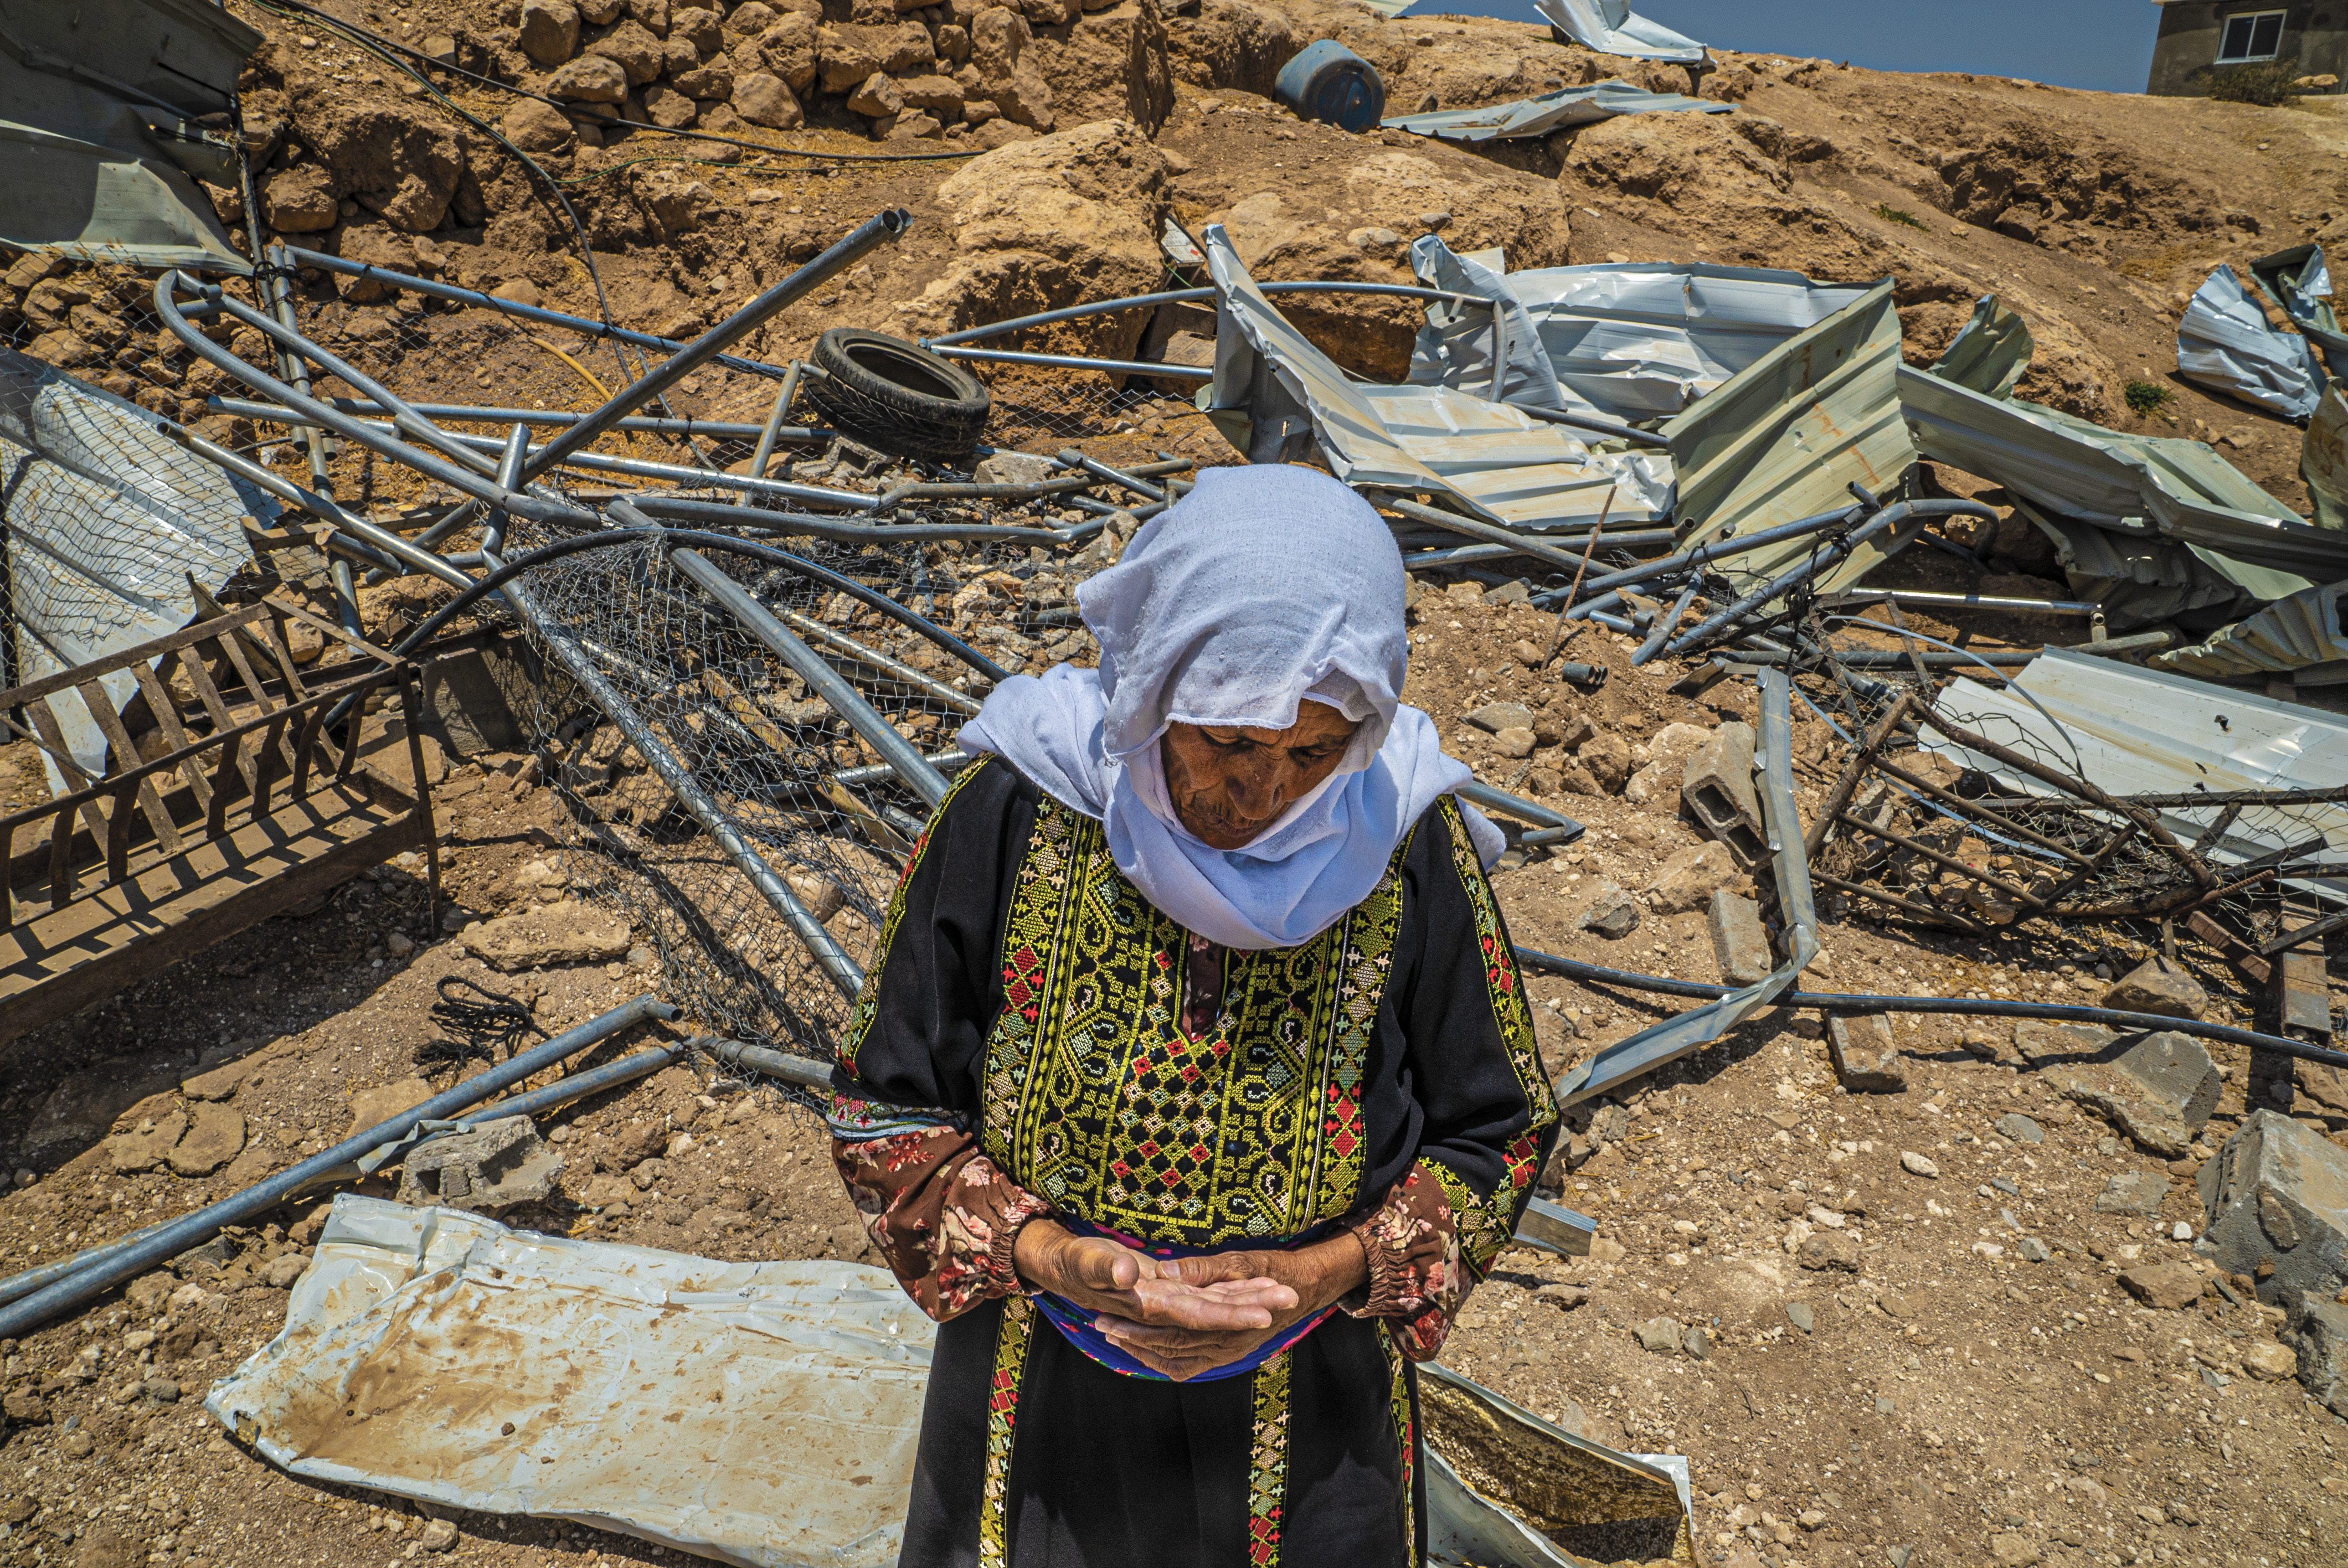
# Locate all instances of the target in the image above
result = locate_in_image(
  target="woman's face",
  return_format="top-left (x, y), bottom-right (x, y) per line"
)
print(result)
top-left (1160, 703), bottom-right (1362, 851)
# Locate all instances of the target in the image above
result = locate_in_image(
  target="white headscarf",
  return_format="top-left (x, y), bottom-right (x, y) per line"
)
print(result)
top-left (958, 464), bottom-right (1502, 950)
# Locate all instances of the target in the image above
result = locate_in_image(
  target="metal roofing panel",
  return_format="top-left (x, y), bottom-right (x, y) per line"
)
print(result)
top-left (2176, 264), bottom-right (2325, 419)
top-left (1382, 78), bottom-right (1727, 143)
top-left (1533, 0), bottom-right (1707, 63)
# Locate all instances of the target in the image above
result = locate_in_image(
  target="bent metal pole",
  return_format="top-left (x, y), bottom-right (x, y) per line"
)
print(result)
top-left (521, 209), bottom-right (910, 482)
top-left (0, 996), bottom-right (678, 1340)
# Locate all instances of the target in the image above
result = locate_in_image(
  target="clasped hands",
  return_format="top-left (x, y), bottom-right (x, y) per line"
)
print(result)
top-left (1012, 1219), bottom-right (1368, 1382)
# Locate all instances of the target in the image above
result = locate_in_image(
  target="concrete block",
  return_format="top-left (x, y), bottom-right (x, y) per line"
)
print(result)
top-left (398, 1118), bottom-right (564, 1213)
top-left (2042, 1029), bottom-right (2220, 1158)
top-left (1679, 720), bottom-right (1766, 866)
top-left (2196, 1110), bottom-right (2348, 1314)
top-left (1707, 889), bottom-right (1772, 985)
top-left (1825, 1014), bottom-right (1907, 1093)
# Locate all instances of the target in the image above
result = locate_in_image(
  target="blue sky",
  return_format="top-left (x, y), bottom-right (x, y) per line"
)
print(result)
top-left (1407, 0), bottom-right (2161, 94)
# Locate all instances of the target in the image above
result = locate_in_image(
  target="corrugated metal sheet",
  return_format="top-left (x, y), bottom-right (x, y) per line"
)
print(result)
top-left (1928, 295), bottom-right (2032, 400)
top-left (208, 1195), bottom-right (935, 1568)
top-left (1919, 649), bottom-right (2348, 902)
top-left (1533, 0), bottom-right (1707, 64)
top-left (2248, 243), bottom-right (2348, 379)
top-left (0, 0), bottom-right (258, 271)
top-left (1899, 363), bottom-right (2345, 584)
top-left (1664, 281), bottom-right (1918, 597)
top-left (2011, 496), bottom-right (2281, 633)
top-left (2176, 264), bottom-right (2325, 419)
top-left (1413, 252), bottom-right (1873, 422)
top-left (1201, 224), bottom-right (1674, 530)
top-left (2150, 577), bottom-right (2348, 685)
top-left (1382, 79), bottom-right (1727, 143)
top-left (2305, 379), bottom-right (2348, 531)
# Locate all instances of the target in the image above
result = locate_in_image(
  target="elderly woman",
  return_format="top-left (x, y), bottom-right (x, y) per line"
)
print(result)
top-left (828, 465), bottom-right (1558, 1567)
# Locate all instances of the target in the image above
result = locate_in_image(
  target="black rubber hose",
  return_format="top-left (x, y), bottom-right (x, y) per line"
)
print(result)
top-left (1514, 947), bottom-right (2348, 1070)
top-left (393, 528), bottom-right (1010, 682)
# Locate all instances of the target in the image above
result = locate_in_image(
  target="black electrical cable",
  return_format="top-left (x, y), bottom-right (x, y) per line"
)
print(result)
top-left (421, 976), bottom-right (544, 1069)
top-left (249, 0), bottom-right (983, 166)
top-left (1515, 947), bottom-right (2348, 1070)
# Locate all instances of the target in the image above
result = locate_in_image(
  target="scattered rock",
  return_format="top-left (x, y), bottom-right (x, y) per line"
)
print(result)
top-left (2101, 957), bottom-right (2207, 1021)
top-left (1578, 731), bottom-right (1633, 793)
top-left (1784, 1300), bottom-right (1814, 1333)
top-left (2017, 1237), bottom-right (2052, 1263)
top-left (1646, 842), bottom-right (1738, 914)
top-left (1987, 1534), bottom-right (2042, 1567)
top-left (1635, 1316), bottom-right (1681, 1354)
top-left (1900, 1151), bottom-right (1939, 1179)
top-left (2093, 1170), bottom-right (2169, 1216)
top-left (1, 1388), bottom-right (47, 1424)
top-left (2117, 1261), bottom-right (2203, 1310)
top-left (165, 1102), bottom-right (245, 1177)
top-left (549, 53), bottom-right (631, 102)
top-left (263, 165), bottom-right (338, 232)
top-left (264, 1253), bottom-right (308, 1290)
top-left (1467, 700), bottom-right (1536, 735)
top-left (1993, 1112), bottom-right (2045, 1145)
top-left (59, 1429), bottom-right (94, 1458)
top-left (501, 99), bottom-right (576, 154)
top-left (1589, 1236), bottom-right (1627, 1265)
top-left (1799, 1231), bottom-right (1860, 1271)
top-left (1533, 1282), bottom-right (1590, 1309)
top-left (420, 1518), bottom-right (460, 1552)
top-left (2240, 1340), bottom-right (2297, 1380)
top-left (459, 900), bottom-right (633, 969)
top-left (348, 1077), bottom-right (436, 1136)
top-left (1683, 1325), bottom-right (1712, 1360)
top-left (518, 0), bottom-right (582, 66)
top-left (1574, 882), bottom-right (1640, 940)
top-left (107, 1108), bottom-right (188, 1174)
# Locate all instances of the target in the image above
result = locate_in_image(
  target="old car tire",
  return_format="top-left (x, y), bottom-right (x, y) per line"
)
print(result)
top-left (805, 328), bottom-right (991, 466)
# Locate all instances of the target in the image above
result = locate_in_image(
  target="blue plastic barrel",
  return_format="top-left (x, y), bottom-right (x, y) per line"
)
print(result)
top-left (1273, 40), bottom-right (1386, 134)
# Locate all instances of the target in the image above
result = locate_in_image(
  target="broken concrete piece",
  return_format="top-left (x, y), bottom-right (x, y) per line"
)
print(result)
top-left (2117, 1261), bottom-right (2203, 1310)
top-left (2100, 957), bottom-right (2207, 1021)
top-left (165, 1103), bottom-right (245, 1177)
top-left (1635, 1315), bottom-right (1681, 1354)
top-left (1646, 841), bottom-right (1737, 914)
top-left (2038, 1030), bottom-right (2220, 1158)
top-left (459, 900), bottom-right (632, 969)
top-left (1707, 889), bottom-right (1771, 986)
top-left (1621, 758), bottom-right (1676, 805)
top-left (109, 1109), bottom-right (189, 1174)
top-left (1574, 882), bottom-right (1640, 939)
top-left (1680, 720), bottom-right (1765, 866)
top-left (1799, 1231), bottom-right (1860, 1271)
top-left (2012, 1020), bottom-right (2117, 1065)
top-left (1825, 1014), bottom-right (1907, 1093)
top-left (2095, 1170), bottom-right (2169, 1216)
top-left (2196, 1110), bottom-right (2348, 1312)
top-left (397, 1118), bottom-right (564, 1213)
top-left (2283, 1296), bottom-right (2348, 1414)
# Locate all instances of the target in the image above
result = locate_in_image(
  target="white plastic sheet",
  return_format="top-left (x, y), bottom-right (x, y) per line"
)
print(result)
top-left (1533, 0), bottom-right (1706, 64)
top-left (2176, 264), bottom-right (2325, 420)
top-left (207, 1196), bottom-right (935, 1568)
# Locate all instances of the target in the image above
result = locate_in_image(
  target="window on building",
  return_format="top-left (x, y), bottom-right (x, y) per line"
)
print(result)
top-left (2217, 9), bottom-right (2289, 63)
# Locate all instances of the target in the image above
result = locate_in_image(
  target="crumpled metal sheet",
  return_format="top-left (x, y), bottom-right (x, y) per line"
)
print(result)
top-left (1382, 78), bottom-right (1726, 142)
top-left (0, 0), bottom-right (256, 271)
top-left (1422, 1364), bottom-right (1696, 1567)
top-left (1554, 669), bottom-right (1817, 1106)
top-left (2305, 379), bottom-right (2348, 530)
top-left (207, 1195), bottom-right (935, 1568)
top-left (1664, 281), bottom-right (1919, 599)
top-left (1200, 224), bottom-right (1674, 530)
top-left (2248, 243), bottom-right (2348, 380)
top-left (1919, 650), bottom-right (2348, 900)
top-left (1405, 237), bottom-right (1568, 412)
top-left (2010, 496), bottom-right (2283, 633)
top-left (1898, 362), bottom-right (2344, 584)
top-left (2176, 264), bottom-right (2325, 420)
top-left (1929, 294), bottom-right (2032, 400)
top-left (1533, 0), bottom-right (1706, 64)
top-left (0, 348), bottom-right (262, 784)
top-left (2149, 577), bottom-right (2348, 685)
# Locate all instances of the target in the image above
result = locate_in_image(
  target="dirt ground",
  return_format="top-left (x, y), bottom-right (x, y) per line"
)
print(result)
top-left (9, 0), bottom-right (2348, 1564)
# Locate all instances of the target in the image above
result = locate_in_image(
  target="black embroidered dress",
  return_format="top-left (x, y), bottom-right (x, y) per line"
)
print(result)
top-left (827, 757), bottom-right (1558, 1568)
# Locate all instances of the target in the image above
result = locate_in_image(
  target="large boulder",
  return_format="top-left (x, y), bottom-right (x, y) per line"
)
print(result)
top-left (899, 120), bottom-right (1171, 357)
top-left (518, 0), bottom-right (582, 66)
top-left (549, 53), bottom-right (630, 101)
top-left (2197, 1110), bottom-right (2348, 1316)
top-left (743, 13), bottom-right (817, 90)
top-left (588, 18), bottom-right (667, 84)
top-left (733, 71), bottom-right (804, 129)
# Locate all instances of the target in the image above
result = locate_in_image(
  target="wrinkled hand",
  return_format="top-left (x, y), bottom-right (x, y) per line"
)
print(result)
top-left (1013, 1221), bottom-right (1297, 1379)
top-left (1092, 1235), bottom-right (1369, 1383)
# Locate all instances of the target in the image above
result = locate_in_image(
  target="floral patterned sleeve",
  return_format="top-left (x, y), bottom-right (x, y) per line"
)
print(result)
top-left (1345, 1161), bottom-right (1467, 1363)
top-left (830, 1110), bottom-right (1053, 1323)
